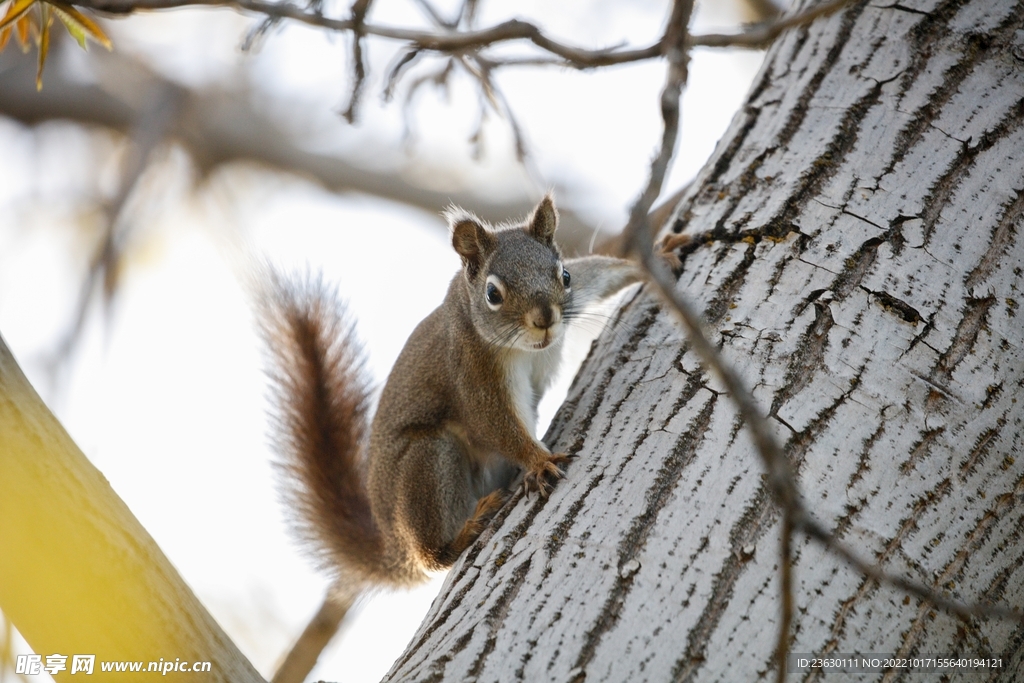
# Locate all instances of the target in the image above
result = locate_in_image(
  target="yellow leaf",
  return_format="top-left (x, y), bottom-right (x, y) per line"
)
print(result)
top-left (0, 0), bottom-right (34, 32)
top-left (52, 3), bottom-right (111, 50)
top-left (35, 2), bottom-right (49, 90)
top-left (15, 13), bottom-right (32, 52)
top-left (0, 26), bottom-right (10, 52)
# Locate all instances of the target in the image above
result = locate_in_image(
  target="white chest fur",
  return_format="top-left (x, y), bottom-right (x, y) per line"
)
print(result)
top-left (503, 338), bottom-right (565, 438)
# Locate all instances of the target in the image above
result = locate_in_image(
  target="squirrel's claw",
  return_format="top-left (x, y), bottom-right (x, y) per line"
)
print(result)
top-left (522, 452), bottom-right (571, 497)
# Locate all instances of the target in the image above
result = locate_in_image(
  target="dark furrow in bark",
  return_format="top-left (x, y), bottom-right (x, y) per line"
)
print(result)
top-left (917, 94), bottom-right (1024, 246)
top-left (773, 2), bottom-right (868, 151)
top-left (877, 0), bottom-right (995, 182)
top-left (554, 302), bottom-right (661, 455)
top-left (773, 79), bottom-right (887, 235)
top-left (464, 558), bottom-right (533, 681)
top-left (890, 471), bottom-right (1024, 665)
top-left (673, 483), bottom-right (776, 683)
top-left (769, 301), bottom-right (835, 417)
top-left (932, 296), bottom-right (996, 383)
top-left (813, 479), bottom-right (956, 664)
top-left (965, 184), bottom-right (1024, 291)
top-left (570, 397), bottom-right (717, 678)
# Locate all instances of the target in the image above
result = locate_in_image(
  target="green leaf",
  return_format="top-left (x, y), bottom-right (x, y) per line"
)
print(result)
top-left (52, 2), bottom-right (111, 50)
top-left (52, 6), bottom-right (86, 48)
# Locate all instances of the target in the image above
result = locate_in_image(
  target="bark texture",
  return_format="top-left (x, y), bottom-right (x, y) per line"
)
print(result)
top-left (383, 0), bottom-right (1024, 680)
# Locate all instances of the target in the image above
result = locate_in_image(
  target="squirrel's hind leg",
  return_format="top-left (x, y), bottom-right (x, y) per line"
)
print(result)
top-left (433, 489), bottom-right (508, 567)
top-left (396, 432), bottom-right (508, 571)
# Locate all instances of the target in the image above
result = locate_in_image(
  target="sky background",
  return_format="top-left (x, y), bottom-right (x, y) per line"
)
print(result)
top-left (0, 1), bottom-right (767, 680)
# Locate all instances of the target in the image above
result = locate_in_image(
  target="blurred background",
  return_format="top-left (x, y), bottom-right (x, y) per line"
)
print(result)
top-left (0, 1), bottom-right (772, 680)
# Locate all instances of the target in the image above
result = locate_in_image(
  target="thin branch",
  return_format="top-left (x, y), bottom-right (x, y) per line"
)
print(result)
top-left (457, 55), bottom-right (529, 161)
top-left (340, 0), bottom-right (372, 122)
top-left (799, 514), bottom-right (1024, 622)
top-left (457, 0), bottom-right (477, 28)
top-left (776, 512), bottom-right (794, 683)
top-left (78, 0), bottom-right (665, 67)
top-left (382, 47), bottom-right (423, 101)
top-left (620, 0), bottom-right (693, 257)
top-left (689, 0), bottom-right (854, 50)
top-left (271, 587), bottom-right (356, 683)
top-left (44, 82), bottom-right (183, 375)
top-left (76, 0), bottom-right (854, 71)
top-left (240, 14), bottom-right (280, 52)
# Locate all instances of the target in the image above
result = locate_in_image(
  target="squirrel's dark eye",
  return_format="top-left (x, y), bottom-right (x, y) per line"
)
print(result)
top-left (562, 268), bottom-right (571, 288)
top-left (486, 282), bottom-right (503, 306)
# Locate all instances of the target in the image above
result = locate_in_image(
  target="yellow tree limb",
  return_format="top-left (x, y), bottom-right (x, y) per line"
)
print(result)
top-left (0, 333), bottom-right (265, 683)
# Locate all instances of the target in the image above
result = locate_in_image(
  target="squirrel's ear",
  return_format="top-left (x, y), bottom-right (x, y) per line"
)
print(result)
top-left (527, 195), bottom-right (558, 245)
top-left (449, 210), bottom-right (495, 279)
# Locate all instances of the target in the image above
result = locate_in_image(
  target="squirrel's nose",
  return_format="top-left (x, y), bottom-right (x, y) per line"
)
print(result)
top-left (526, 305), bottom-right (561, 330)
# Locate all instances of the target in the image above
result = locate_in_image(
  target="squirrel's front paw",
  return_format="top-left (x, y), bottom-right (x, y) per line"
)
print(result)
top-left (522, 453), bottom-right (571, 497)
top-left (658, 232), bottom-right (689, 273)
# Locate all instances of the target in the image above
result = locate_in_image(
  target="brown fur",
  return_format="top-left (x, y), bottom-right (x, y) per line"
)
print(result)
top-left (259, 274), bottom-right (397, 585)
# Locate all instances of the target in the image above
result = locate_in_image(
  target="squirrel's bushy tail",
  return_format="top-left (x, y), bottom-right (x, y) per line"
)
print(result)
top-left (259, 271), bottom-right (391, 587)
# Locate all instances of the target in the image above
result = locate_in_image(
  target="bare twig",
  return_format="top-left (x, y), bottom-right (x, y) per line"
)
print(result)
top-left (689, 0), bottom-right (853, 49)
top-left (240, 0), bottom-right (321, 52)
top-left (341, 0), bottom-right (373, 122)
top-left (457, 0), bottom-right (477, 28)
top-left (383, 47), bottom-right (423, 101)
top-left (240, 14), bottom-right (280, 51)
top-left (44, 82), bottom-right (183, 376)
top-left (620, 0), bottom-right (693, 255)
top-left (76, 0), bottom-right (853, 69)
top-left (78, 0), bottom-right (665, 67)
top-left (271, 587), bottom-right (357, 683)
top-left (776, 512), bottom-right (794, 683)
top-left (457, 55), bottom-right (529, 161)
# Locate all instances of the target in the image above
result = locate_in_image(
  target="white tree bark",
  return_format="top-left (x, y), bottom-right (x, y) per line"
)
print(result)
top-left (382, 0), bottom-right (1024, 680)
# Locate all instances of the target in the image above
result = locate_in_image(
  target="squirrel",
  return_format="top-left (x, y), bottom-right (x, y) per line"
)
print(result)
top-left (260, 195), bottom-right (642, 593)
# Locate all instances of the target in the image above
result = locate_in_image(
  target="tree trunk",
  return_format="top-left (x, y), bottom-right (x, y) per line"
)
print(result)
top-left (383, 0), bottom-right (1024, 680)
top-left (0, 335), bottom-right (266, 683)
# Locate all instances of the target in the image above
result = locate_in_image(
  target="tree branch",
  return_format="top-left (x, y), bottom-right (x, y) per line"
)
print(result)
top-left (77, 0), bottom-right (666, 67)
top-left (0, 336), bottom-right (266, 683)
top-left (689, 0), bottom-right (854, 49)
top-left (44, 80), bottom-right (183, 376)
top-left (270, 587), bottom-right (356, 683)
top-left (340, 0), bottom-right (372, 122)
top-left (0, 44), bottom-right (604, 253)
